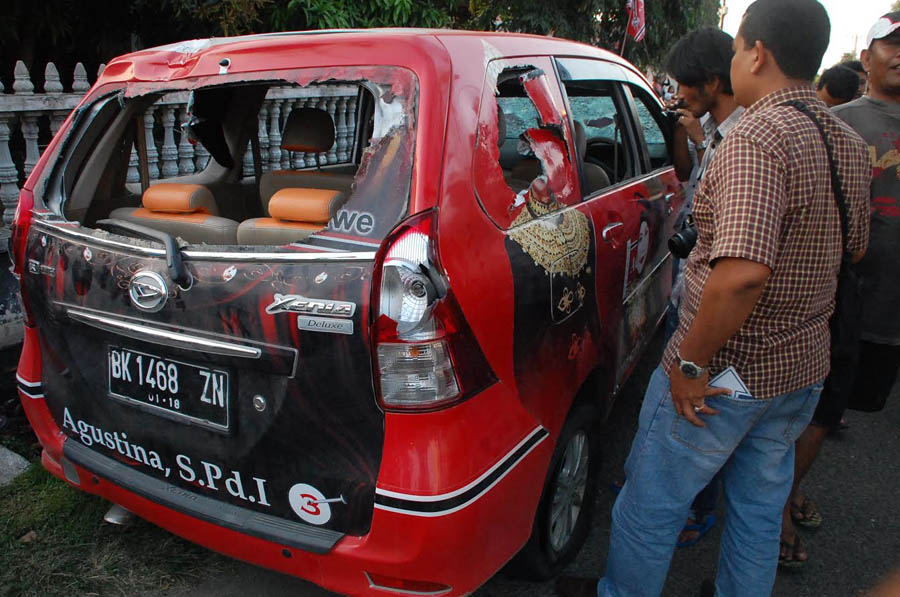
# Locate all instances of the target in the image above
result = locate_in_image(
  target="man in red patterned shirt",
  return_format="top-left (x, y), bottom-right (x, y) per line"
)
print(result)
top-left (559, 2), bottom-right (872, 596)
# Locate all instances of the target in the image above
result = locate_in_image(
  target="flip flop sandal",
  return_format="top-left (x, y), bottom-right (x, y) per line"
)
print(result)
top-left (677, 514), bottom-right (716, 548)
top-left (778, 536), bottom-right (807, 570)
top-left (790, 497), bottom-right (823, 528)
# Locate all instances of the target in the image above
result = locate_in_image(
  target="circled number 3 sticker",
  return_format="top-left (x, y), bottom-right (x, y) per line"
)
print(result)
top-left (289, 483), bottom-right (333, 525)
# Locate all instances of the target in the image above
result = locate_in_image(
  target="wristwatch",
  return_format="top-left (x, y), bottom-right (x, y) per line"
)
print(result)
top-left (677, 352), bottom-right (706, 379)
top-left (695, 138), bottom-right (710, 152)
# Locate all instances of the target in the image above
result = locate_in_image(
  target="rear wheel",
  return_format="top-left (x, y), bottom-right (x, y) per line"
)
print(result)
top-left (511, 403), bottom-right (600, 580)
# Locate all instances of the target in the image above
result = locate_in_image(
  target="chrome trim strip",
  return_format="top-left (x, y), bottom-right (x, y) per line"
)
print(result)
top-left (180, 250), bottom-right (377, 262)
top-left (31, 219), bottom-right (376, 262)
top-left (33, 220), bottom-right (166, 256)
top-left (363, 572), bottom-right (452, 596)
top-left (303, 234), bottom-right (381, 248)
top-left (67, 308), bottom-right (262, 359)
top-left (622, 253), bottom-right (670, 306)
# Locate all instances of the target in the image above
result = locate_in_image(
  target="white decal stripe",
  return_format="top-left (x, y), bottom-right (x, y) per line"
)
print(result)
top-left (19, 388), bottom-right (45, 399)
top-left (306, 234), bottom-right (381, 248)
top-left (16, 375), bottom-right (42, 388)
top-left (373, 430), bottom-right (548, 518)
top-left (376, 426), bottom-right (546, 502)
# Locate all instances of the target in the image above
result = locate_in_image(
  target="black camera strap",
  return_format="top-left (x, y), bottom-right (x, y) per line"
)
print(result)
top-left (779, 100), bottom-right (852, 260)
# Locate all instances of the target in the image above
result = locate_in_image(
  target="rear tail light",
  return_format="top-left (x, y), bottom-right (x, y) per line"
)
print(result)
top-left (371, 210), bottom-right (495, 412)
top-left (11, 189), bottom-right (36, 326)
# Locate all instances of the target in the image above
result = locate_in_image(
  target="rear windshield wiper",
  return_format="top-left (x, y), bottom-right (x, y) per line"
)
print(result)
top-left (95, 219), bottom-right (192, 288)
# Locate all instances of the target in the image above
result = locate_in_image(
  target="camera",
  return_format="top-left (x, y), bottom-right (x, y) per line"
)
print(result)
top-left (664, 99), bottom-right (687, 125)
top-left (668, 215), bottom-right (698, 259)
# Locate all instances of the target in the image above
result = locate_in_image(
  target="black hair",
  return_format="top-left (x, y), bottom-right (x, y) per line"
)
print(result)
top-left (739, 0), bottom-right (830, 81)
top-left (665, 27), bottom-right (735, 94)
top-left (842, 60), bottom-right (864, 74)
top-left (817, 65), bottom-right (860, 103)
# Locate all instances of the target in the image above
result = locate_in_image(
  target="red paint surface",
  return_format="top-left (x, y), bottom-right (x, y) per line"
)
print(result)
top-left (15, 30), bottom-right (677, 596)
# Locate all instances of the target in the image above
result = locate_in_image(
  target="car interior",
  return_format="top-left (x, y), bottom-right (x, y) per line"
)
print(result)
top-left (50, 78), bottom-right (398, 248)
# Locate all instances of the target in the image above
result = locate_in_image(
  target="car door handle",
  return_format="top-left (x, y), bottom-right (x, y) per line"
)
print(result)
top-left (663, 192), bottom-right (676, 215)
top-left (602, 222), bottom-right (624, 242)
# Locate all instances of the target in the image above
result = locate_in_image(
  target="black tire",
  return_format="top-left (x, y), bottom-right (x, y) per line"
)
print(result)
top-left (510, 402), bottom-right (601, 581)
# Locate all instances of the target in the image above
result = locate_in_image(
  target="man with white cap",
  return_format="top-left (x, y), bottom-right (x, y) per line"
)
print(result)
top-left (779, 10), bottom-right (900, 569)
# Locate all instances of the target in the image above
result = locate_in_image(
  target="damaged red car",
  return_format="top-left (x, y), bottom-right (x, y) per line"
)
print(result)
top-left (12, 29), bottom-right (682, 595)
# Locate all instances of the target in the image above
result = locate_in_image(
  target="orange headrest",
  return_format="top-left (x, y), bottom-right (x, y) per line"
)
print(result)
top-left (269, 188), bottom-right (346, 224)
top-left (143, 184), bottom-right (218, 216)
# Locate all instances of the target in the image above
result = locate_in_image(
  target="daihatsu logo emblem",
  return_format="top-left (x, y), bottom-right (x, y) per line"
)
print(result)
top-left (129, 271), bottom-right (168, 313)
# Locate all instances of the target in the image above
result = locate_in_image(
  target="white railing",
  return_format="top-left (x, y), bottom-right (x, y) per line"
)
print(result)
top-left (0, 60), bottom-right (359, 238)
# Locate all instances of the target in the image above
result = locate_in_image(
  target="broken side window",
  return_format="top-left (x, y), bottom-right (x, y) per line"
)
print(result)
top-left (473, 57), bottom-right (579, 230)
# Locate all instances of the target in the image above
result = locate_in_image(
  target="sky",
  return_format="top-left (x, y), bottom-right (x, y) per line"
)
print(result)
top-left (720, 0), bottom-right (892, 73)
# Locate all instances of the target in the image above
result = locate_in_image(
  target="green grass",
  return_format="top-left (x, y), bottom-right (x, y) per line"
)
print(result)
top-left (0, 462), bottom-right (229, 596)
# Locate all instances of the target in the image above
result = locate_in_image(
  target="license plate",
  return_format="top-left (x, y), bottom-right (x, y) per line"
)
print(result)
top-left (108, 346), bottom-right (230, 432)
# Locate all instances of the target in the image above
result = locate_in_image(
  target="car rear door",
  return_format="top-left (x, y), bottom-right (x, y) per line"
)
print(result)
top-left (16, 68), bottom-right (419, 548)
top-left (554, 57), bottom-right (682, 389)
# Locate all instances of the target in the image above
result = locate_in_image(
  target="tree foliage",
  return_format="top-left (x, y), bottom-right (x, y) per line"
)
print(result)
top-left (1, 0), bottom-right (720, 90)
top-left (469, 0), bottom-right (721, 67)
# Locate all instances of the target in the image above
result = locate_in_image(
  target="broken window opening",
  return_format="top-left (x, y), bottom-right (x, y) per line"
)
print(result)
top-left (473, 61), bottom-right (578, 230)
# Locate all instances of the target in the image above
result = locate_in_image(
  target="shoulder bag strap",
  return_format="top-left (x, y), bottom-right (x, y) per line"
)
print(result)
top-left (779, 100), bottom-right (851, 255)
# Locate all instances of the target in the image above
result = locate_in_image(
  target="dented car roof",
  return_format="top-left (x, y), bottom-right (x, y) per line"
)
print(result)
top-left (97, 28), bottom-right (644, 85)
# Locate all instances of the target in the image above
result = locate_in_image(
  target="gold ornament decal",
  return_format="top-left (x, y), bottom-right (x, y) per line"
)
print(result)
top-left (509, 203), bottom-right (591, 278)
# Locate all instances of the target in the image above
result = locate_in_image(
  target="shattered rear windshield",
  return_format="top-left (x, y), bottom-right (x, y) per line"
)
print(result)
top-left (46, 66), bottom-right (418, 253)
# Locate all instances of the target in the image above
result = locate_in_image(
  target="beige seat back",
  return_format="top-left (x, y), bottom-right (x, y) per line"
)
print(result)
top-left (109, 183), bottom-right (238, 244)
top-left (258, 108), bottom-right (354, 215)
top-left (237, 188), bottom-right (347, 245)
top-left (573, 120), bottom-right (611, 195)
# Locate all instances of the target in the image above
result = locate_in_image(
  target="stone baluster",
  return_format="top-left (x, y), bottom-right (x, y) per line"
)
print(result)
top-left (44, 62), bottom-right (64, 93)
top-left (326, 97), bottom-right (339, 164)
top-left (160, 106), bottom-right (179, 178)
top-left (257, 103), bottom-right (269, 171)
top-left (242, 139), bottom-right (254, 178)
top-left (194, 139), bottom-right (210, 171)
top-left (315, 97), bottom-right (329, 166)
top-left (0, 117), bottom-right (19, 228)
top-left (346, 96), bottom-right (358, 155)
top-left (268, 100), bottom-right (282, 171)
top-left (21, 113), bottom-right (41, 179)
top-left (177, 108), bottom-right (195, 175)
top-left (143, 108), bottom-right (160, 179)
top-left (334, 96), bottom-right (348, 162)
top-left (126, 145), bottom-right (140, 183)
top-left (292, 98), bottom-right (307, 169)
top-left (13, 61), bottom-right (34, 95)
top-left (50, 112), bottom-right (68, 137)
top-left (97, 64), bottom-right (106, 79)
top-left (280, 102), bottom-right (292, 170)
top-left (72, 63), bottom-right (90, 93)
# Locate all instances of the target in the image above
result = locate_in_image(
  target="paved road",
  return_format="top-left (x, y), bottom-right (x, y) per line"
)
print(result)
top-left (176, 330), bottom-right (900, 596)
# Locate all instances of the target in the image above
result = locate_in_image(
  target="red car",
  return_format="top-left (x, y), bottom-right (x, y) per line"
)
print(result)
top-left (12, 29), bottom-right (682, 595)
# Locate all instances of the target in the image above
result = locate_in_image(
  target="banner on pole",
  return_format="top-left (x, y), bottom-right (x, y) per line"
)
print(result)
top-left (625, 0), bottom-right (646, 42)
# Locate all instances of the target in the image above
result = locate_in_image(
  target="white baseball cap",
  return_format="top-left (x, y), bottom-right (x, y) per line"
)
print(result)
top-left (867, 12), bottom-right (900, 47)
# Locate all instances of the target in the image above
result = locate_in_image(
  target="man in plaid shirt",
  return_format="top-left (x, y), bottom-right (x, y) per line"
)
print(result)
top-left (567, 1), bottom-right (872, 596)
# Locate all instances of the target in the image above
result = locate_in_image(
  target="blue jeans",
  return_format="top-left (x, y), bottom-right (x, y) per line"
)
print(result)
top-left (598, 366), bottom-right (822, 597)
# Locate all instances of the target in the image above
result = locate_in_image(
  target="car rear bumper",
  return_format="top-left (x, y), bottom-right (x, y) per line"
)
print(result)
top-left (20, 319), bottom-right (552, 595)
top-left (41, 426), bottom-right (551, 596)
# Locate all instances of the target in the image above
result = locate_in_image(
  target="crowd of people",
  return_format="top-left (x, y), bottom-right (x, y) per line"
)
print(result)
top-left (557, 0), bottom-right (899, 595)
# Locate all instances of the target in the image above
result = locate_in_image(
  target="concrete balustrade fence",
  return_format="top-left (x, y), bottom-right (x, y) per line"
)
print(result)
top-left (0, 60), bottom-right (360, 241)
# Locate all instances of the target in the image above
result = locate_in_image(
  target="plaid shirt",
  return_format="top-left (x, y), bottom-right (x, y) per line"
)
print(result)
top-left (663, 86), bottom-right (871, 399)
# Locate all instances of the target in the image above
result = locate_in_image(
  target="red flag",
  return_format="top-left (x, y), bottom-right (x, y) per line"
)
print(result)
top-left (626, 0), bottom-right (646, 42)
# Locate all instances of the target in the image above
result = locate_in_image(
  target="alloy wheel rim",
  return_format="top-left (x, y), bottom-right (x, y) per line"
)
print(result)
top-left (549, 430), bottom-right (589, 553)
